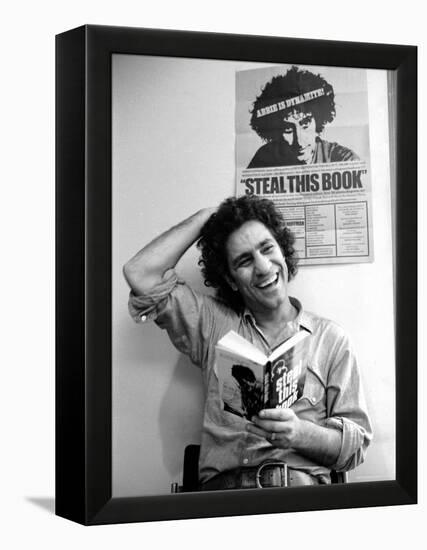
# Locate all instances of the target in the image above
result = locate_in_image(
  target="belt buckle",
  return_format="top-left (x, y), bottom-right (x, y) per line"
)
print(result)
top-left (255, 461), bottom-right (288, 489)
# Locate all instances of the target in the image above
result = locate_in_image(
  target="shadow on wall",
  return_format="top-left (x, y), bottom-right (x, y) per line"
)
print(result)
top-left (26, 497), bottom-right (55, 515)
top-left (158, 354), bottom-right (205, 481)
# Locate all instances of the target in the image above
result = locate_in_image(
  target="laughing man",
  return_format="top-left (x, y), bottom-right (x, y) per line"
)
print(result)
top-left (123, 195), bottom-right (371, 490)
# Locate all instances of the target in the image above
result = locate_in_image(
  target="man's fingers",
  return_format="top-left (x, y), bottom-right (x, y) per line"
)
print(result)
top-left (251, 418), bottom-right (288, 433)
top-left (259, 408), bottom-right (296, 421)
top-left (245, 423), bottom-right (269, 439)
top-left (250, 408), bottom-right (297, 433)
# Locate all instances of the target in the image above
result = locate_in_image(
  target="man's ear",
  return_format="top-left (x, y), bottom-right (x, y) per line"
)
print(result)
top-left (225, 275), bottom-right (238, 292)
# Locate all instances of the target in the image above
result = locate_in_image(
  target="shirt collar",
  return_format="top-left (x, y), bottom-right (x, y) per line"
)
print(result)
top-left (243, 296), bottom-right (314, 334)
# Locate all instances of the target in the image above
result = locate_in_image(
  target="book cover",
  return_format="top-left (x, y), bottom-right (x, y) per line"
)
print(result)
top-left (215, 329), bottom-right (310, 420)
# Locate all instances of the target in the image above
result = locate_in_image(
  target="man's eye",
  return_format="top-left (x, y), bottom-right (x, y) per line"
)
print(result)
top-left (300, 117), bottom-right (313, 128)
top-left (238, 258), bottom-right (251, 268)
top-left (262, 245), bottom-right (274, 253)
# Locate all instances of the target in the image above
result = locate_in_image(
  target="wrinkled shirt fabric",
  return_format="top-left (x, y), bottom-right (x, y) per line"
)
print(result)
top-left (128, 269), bottom-right (372, 483)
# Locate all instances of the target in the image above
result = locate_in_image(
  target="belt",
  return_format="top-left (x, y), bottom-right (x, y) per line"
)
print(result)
top-left (200, 461), bottom-right (321, 491)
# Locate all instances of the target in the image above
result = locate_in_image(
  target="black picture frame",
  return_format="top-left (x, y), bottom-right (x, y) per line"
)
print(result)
top-left (55, 24), bottom-right (417, 525)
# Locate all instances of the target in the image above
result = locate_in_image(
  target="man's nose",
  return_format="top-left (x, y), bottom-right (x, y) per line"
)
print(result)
top-left (254, 253), bottom-right (271, 274)
top-left (294, 126), bottom-right (303, 146)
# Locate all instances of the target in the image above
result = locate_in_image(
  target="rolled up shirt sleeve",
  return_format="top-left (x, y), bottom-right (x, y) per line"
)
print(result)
top-left (127, 269), bottom-right (228, 368)
top-left (323, 335), bottom-right (373, 472)
top-left (128, 269), bottom-right (180, 324)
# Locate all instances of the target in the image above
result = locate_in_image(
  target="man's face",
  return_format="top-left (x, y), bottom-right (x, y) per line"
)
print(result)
top-left (282, 110), bottom-right (317, 164)
top-left (225, 220), bottom-right (289, 316)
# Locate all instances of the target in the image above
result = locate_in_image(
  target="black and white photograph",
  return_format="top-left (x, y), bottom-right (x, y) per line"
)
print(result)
top-left (4, 2), bottom-right (422, 547)
top-left (113, 54), bottom-right (394, 497)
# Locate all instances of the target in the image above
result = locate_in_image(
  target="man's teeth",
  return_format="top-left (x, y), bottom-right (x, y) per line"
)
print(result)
top-left (257, 274), bottom-right (278, 288)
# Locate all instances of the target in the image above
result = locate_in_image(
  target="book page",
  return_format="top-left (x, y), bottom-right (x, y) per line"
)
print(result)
top-left (270, 329), bottom-right (310, 361)
top-left (216, 330), bottom-right (267, 364)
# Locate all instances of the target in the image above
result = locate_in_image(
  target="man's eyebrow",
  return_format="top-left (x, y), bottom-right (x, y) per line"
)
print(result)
top-left (230, 238), bottom-right (275, 268)
top-left (300, 114), bottom-right (313, 123)
top-left (230, 251), bottom-right (251, 269)
top-left (259, 238), bottom-right (274, 247)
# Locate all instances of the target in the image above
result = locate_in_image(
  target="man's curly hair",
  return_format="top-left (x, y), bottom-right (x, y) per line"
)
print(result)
top-left (197, 196), bottom-right (298, 313)
top-left (250, 66), bottom-right (336, 142)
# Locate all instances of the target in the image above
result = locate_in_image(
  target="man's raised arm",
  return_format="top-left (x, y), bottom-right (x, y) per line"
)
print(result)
top-left (123, 207), bottom-right (216, 296)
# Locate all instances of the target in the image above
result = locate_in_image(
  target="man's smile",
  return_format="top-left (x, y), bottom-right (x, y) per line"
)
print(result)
top-left (254, 272), bottom-right (280, 289)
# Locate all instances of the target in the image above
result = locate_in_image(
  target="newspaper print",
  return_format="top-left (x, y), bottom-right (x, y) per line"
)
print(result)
top-left (235, 64), bottom-right (374, 265)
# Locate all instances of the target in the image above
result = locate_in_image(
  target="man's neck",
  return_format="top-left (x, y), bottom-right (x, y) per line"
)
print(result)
top-left (252, 299), bottom-right (298, 343)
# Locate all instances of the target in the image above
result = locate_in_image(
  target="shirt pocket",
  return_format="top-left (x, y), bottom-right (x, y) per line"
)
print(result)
top-left (292, 364), bottom-right (327, 420)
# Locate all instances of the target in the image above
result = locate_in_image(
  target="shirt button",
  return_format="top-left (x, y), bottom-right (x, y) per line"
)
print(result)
top-left (243, 458), bottom-right (249, 465)
top-left (140, 314), bottom-right (147, 322)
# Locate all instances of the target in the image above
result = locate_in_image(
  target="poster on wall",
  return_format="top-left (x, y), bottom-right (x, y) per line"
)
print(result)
top-left (235, 64), bottom-right (374, 265)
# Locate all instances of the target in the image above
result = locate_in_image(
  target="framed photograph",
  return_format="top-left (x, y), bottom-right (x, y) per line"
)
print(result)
top-left (56, 25), bottom-right (417, 525)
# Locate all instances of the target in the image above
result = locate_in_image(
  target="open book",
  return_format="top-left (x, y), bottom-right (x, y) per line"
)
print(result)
top-left (215, 329), bottom-right (310, 420)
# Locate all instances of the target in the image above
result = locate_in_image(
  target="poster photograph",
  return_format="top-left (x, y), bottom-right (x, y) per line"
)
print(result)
top-left (235, 64), bottom-right (373, 265)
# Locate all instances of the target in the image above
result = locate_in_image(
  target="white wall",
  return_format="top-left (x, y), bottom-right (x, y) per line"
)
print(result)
top-left (112, 55), bottom-right (395, 496)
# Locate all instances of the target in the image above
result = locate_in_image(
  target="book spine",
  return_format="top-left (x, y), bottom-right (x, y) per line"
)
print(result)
top-left (263, 361), bottom-right (271, 407)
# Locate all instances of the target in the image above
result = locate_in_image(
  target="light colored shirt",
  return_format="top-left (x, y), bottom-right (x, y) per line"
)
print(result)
top-left (129, 269), bottom-right (372, 483)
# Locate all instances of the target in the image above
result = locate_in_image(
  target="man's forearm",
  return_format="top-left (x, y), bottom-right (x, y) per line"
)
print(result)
top-left (123, 207), bottom-right (216, 296)
top-left (294, 419), bottom-right (341, 468)
top-left (249, 409), bottom-right (342, 469)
